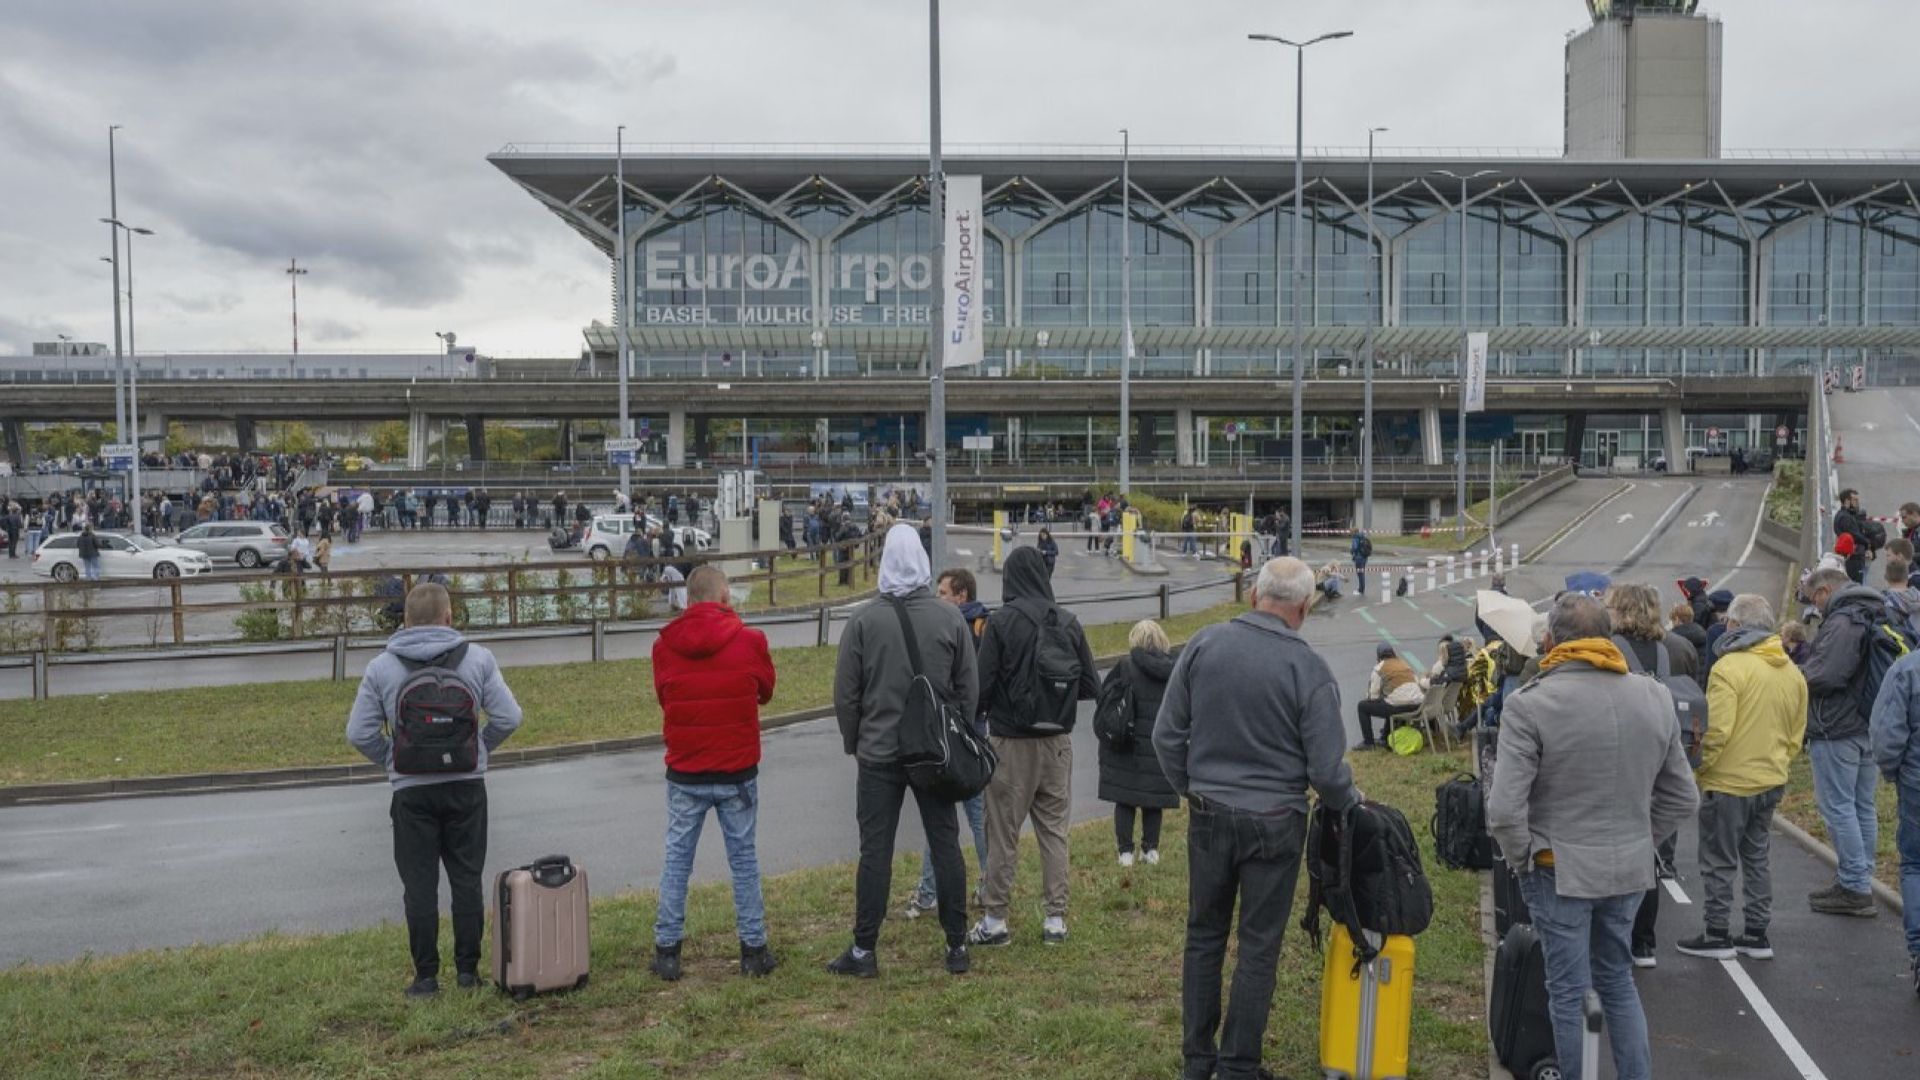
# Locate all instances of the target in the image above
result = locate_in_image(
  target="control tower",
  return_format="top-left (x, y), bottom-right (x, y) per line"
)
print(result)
top-left (1565, 0), bottom-right (1722, 159)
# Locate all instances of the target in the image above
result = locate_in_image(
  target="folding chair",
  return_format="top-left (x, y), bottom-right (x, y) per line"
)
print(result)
top-left (1408, 682), bottom-right (1459, 754)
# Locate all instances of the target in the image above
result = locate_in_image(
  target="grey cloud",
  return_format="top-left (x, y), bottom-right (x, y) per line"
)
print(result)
top-left (161, 292), bottom-right (243, 316)
top-left (308, 318), bottom-right (365, 343)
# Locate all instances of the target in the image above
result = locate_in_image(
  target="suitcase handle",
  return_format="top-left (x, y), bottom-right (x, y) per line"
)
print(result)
top-left (528, 855), bottom-right (575, 888)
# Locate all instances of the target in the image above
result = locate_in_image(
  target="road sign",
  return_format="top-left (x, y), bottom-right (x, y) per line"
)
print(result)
top-left (607, 437), bottom-right (642, 466)
top-left (1706, 427), bottom-right (1721, 440)
top-left (102, 443), bottom-right (136, 470)
top-left (1775, 424), bottom-right (1790, 444)
top-left (639, 419), bottom-right (650, 437)
top-left (961, 435), bottom-right (993, 452)
top-left (1224, 422), bottom-right (1238, 435)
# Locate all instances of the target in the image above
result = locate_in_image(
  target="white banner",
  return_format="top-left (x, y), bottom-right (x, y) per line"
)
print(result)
top-left (1463, 331), bottom-right (1489, 414)
top-left (942, 175), bottom-right (984, 369)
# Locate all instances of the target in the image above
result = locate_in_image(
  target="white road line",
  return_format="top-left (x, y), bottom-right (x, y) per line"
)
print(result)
top-left (1712, 482), bottom-right (1772, 593)
top-left (1661, 878), bottom-right (1693, 905)
top-left (1718, 958), bottom-right (1831, 1080)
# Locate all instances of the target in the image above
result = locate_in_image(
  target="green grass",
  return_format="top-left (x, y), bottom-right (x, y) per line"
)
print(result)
top-left (0, 749), bottom-right (1486, 1080)
top-left (1766, 461), bottom-right (1804, 529)
top-left (0, 603), bottom-right (1245, 788)
top-left (1776, 751), bottom-right (1900, 888)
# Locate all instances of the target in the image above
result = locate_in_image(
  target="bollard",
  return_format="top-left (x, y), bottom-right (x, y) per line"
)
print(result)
top-left (1493, 546), bottom-right (1504, 575)
top-left (1426, 559), bottom-right (1436, 594)
top-left (591, 618), bottom-right (605, 663)
top-left (1378, 573), bottom-right (1392, 605)
top-left (32, 650), bottom-right (48, 700)
top-left (817, 603), bottom-right (832, 647)
top-left (1445, 556), bottom-right (1457, 586)
top-left (1511, 541), bottom-right (1520, 567)
top-left (332, 635), bottom-right (348, 681)
top-left (1158, 582), bottom-right (1171, 621)
top-left (1467, 551), bottom-right (1478, 579)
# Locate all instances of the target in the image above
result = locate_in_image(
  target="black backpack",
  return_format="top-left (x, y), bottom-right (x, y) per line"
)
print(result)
top-left (1355, 535), bottom-right (1374, 561)
top-left (1855, 612), bottom-right (1915, 720)
top-left (390, 643), bottom-right (480, 775)
top-left (1431, 773), bottom-right (1495, 871)
top-left (1865, 519), bottom-right (1888, 552)
top-left (1000, 603), bottom-right (1086, 735)
top-left (1301, 800), bottom-right (1435, 964)
top-left (1093, 667), bottom-right (1136, 753)
top-left (1613, 635), bottom-right (1708, 768)
top-left (888, 598), bottom-right (997, 802)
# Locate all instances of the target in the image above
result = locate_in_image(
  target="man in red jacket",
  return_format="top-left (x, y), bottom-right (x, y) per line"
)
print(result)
top-left (649, 565), bottom-right (778, 982)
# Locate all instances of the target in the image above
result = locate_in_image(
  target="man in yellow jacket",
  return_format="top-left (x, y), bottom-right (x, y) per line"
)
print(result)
top-left (1677, 594), bottom-right (1808, 962)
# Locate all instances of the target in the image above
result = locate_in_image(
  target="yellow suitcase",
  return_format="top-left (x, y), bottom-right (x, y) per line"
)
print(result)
top-left (1318, 924), bottom-right (1415, 1080)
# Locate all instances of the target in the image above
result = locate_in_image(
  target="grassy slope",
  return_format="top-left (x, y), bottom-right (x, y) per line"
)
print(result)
top-left (0, 749), bottom-right (1485, 1080)
top-left (0, 599), bottom-right (1244, 788)
top-left (1776, 752), bottom-right (1901, 888)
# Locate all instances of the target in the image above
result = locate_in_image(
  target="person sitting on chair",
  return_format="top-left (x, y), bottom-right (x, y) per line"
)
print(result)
top-left (1355, 642), bottom-right (1426, 751)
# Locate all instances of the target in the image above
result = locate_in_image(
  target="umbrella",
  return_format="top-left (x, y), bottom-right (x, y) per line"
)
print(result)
top-left (1564, 571), bottom-right (1611, 597)
top-left (1477, 589), bottom-right (1541, 658)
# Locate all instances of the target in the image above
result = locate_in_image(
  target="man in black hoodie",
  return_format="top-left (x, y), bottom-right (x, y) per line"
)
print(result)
top-left (967, 547), bottom-right (1099, 947)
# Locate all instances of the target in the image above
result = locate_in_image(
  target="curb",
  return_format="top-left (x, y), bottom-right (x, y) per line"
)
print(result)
top-left (1772, 812), bottom-right (1905, 915)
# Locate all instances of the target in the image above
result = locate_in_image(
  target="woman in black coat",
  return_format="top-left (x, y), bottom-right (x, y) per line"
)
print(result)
top-left (1035, 527), bottom-right (1059, 575)
top-left (1096, 620), bottom-right (1181, 866)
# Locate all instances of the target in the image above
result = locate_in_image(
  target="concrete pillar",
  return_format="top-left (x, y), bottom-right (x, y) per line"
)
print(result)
top-left (1565, 413), bottom-right (1588, 467)
top-left (1661, 405), bottom-right (1685, 471)
top-left (1420, 405), bottom-right (1444, 466)
top-left (1, 419), bottom-right (26, 468)
top-left (666, 408), bottom-right (687, 468)
top-left (1175, 408), bottom-right (1195, 467)
top-left (1428, 497), bottom-right (1444, 527)
top-left (693, 416), bottom-right (711, 463)
top-left (139, 412), bottom-right (169, 452)
top-left (234, 418), bottom-right (258, 454)
top-left (464, 414), bottom-right (487, 462)
top-left (1138, 414), bottom-right (1157, 464)
top-left (406, 410), bottom-right (430, 469)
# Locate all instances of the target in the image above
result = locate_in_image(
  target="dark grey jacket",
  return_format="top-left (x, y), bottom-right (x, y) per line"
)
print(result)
top-left (1801, 584), bottom-right (1887, 742)
top-left (1097, 647), bottom-right (1181, 809)
top-left (1152, 611), bottom-right (1356, 815)
top-left (833, 588), bottom-right (978, 766)
top-left (977, 548), bottom-right (1098, 738)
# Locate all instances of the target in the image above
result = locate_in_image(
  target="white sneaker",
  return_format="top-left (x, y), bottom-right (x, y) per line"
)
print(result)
top-left (1118, 851), bottom-right (1135, 868)
top-left (900, 896), bottom-right (935, 920)
top-left (1042, 917), bottom-right (1069, 945)
top-left (1143, 849), bottom-right (1161, 866)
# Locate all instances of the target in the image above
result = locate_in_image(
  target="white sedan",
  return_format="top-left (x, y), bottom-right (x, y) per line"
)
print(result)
top-left (31, 531), bottom-right (215, 582)
top-left (581, 514), bottom-right (712, 560)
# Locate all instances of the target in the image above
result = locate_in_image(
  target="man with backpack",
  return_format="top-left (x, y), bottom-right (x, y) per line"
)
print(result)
top-left (1152, 557), bottom-right (1357, 1080)
top-left (901, 567), bottom-right (993, 922)
top-left (346, 582), bottom-right (523, 998)
top-left (1800, 567), bottom-right (1901, 917)
top-left (830, 525), bottom-right (978, 978)
top-left (1350, 529), bottom-right (1373, 596)
top-left (967, 546), bottom-right (1098, 948)
top-left (1833, 489), bottom-right (1872, 584)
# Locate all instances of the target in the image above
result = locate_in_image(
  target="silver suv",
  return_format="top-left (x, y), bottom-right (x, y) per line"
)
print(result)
top-left (172, 521), bottom-right (292, 569)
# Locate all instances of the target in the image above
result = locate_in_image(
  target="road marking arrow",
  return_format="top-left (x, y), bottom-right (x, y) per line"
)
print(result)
top-left (1702, 511), bottom-right (1722, 527)
top-left (1719, 482), bottom-right (1734, 490)
top-left (1862, 421), bottom-right (1880, 431)
top-left (1617, 513), bottom-right (1635, 524)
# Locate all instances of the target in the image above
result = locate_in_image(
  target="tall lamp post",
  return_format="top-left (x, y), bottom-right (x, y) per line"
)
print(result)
top-left (104, 220), bottom-right (154, 528)
top-left (1362, 126), bottom-right (1387, 532)
top-left (1249, 29), bottom-right (1352, 559)
top-left (104, 125), bottom-right (126, 439)
top-left (1433, 168), bottom-right (1499, 540)
top-left (615, 125), bottom-right (632, 503)
top-left (286, 258), bottom-right (308, 367)
top-left (926, 0), bottom-right (949, 567)
top-left (1119, 127), bottom-right (1132, 495)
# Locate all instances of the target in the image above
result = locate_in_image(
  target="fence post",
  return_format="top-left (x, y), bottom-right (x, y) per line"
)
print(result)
top-left (507, 569), bottom-right (520, 626)
top-left (40, 585), bottom-right (54, 653)
top-left (591, 617), bottom-right (605, 663)
top-left (817, 603), bottom-right (831, 647)
top-left (768, 556), bottom-right (777, 608)
top-left (290, 577), bottom-right (306, 639)
top-left (170, 580), bottom-right (185, 645)
top-left (332, 634), bottom-right (347, 681)
top-left (819, 554), bottom-right (827, 598)
top-left (1233, 569), bottom-right (1246, 605)
top-left (32, 650), bottom-right (47, 700)
top-left (1157, 582), bottom-right (1171, 621)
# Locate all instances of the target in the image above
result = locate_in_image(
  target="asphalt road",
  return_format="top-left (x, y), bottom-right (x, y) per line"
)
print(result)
top-left (1827, 386), bottom-right (1920, 524)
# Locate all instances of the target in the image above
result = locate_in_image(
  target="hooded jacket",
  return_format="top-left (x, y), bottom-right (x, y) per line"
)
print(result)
top-left (653, 601), bottom-right (775, 783)
top-left (1870, 650), bottom-right (1920, 791)
top-left (1801, 584), bottom-right (1889, 741)
top-left (977, 546), bottom-right (1099, 738)
top-left (834, 588), bottom-right (978, 766)
top-left (1097, 646), bottom-right (1181, 809)
top-left (345, 625), bottom-right (523, 790)
top-left (1699, 629), bottom-right (1807, 795)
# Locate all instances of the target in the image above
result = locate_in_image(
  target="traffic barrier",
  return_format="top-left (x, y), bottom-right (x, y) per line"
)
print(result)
top-left (1426, 559), bottom-right (1437, 593)
top-left (1445, 556), bottom-right (1457, 586)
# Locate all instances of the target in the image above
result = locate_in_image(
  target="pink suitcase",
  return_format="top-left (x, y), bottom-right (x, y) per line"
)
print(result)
top-left (492, 854), bottom-right (591, 999)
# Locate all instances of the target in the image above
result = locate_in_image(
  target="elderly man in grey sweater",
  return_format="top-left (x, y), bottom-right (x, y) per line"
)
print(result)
top-left (346, 582), bottom-right (522, 998)
top-left (1154, 556), bottom-right (1358, 1080)
top-left (1488, 592), bottom-right (1698, 1080)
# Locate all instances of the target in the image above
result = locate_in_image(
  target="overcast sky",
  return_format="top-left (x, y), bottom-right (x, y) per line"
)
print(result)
top-left (3, 0), bottom-right (1916, 358)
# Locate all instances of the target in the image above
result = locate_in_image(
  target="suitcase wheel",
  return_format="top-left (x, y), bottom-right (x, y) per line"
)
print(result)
top-left (510, 987), bottom-right (532, 1003)
top-left (1528, 1060), bottom-right (1562, 1080)
top-left (574, 973), bottom-right (590, 990)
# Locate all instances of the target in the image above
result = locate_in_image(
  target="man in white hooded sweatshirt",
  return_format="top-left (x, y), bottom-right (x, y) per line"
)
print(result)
top-left (829, 524), bottom-right (979, 977)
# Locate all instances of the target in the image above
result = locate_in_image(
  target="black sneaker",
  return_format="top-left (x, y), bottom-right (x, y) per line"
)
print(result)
top-left (825, 946), bottom-right (878, 978)
top-left (1675, 931), bottom-right (1736, 960)
top-left (455, 970), bottom-right (483, 990)
top-left (945, 945), bottom-right (971, 975)
top-left (1732, 932), bottom-right (1773, 960)
top-left (650, 943), bottom-right (683, 982)
top-left (404, 976), bottom-right (440, 999)
top-left (1630, 942), bottom-right (1658, 969)
top-left (965, 921), bottom-right (1011, 947)
top-left (739, 943), bottom-right (778, 978)
top-left (1910, 954), bottom-right (1920, 998)
top-left (1810, 887), bottom-right (1878, 917)
top-left (1807, 882), bottom-right (1846, 904)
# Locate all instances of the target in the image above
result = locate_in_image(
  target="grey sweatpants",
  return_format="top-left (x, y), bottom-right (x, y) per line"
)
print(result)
top-left (981, 734), bottom-right (1073, 921)
top-left (1697, 786), bottom-right (1785, 935)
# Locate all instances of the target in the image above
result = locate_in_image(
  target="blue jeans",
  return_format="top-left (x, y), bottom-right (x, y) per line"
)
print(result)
top-left (1897, 779), bottom-right (1920, 958)
top-left (1517, 868), bottom-right (1652, 1080)
top-left (1808, 734), bottom-right (1879, 893)
top-left (81, 556), bottom-right (101, 581)
top-left (914, 792), bottom-right (987, 906)
top-left (654, 779), bottom-right (766, 949)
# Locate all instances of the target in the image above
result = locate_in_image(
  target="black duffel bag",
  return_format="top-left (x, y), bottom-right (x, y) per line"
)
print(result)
top-left (1431, 772), bottom-right (1496, 871)
top-left (888, 597), bottom-right (996, 802)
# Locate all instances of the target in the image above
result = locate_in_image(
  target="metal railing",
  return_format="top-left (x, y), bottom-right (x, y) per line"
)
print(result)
top-left (495, 141), bottom-right (1920, 163)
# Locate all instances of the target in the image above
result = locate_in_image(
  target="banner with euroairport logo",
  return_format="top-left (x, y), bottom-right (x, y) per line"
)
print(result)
top-left (943, 175), bottom-right (984, 368)
top-left (1464, 331), bottom-right (1489, 414)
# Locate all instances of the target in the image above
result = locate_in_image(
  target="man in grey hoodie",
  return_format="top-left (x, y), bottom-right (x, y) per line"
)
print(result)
top-left (1800, 567), bottom-right (1890, 917)
top-left (346, 582), bottom-right (523, 998)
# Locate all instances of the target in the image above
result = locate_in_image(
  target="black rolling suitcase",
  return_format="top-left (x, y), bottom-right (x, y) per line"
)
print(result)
top-left (1490, 922), bottom-right (1559, 1080)
top-left (1491, 850), bottom-right (1533, 938)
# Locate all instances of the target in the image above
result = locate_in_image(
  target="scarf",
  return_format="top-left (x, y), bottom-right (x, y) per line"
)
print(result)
top-left (1536, 636), bottom-right (1630, 675)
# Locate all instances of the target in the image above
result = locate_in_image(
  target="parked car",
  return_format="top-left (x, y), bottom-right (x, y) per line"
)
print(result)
top-left (172, 521), bottom-right (292, 569)
top-left (31, 532), bottom-right (215, 582)
top-left (581, 514), bottom-right (711, 560)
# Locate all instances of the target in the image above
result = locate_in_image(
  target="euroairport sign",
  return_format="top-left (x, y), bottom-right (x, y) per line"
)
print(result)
top-left (607, 438), bottom-right (642, 467)
top-left (102, 443), bottom-right (136, 471)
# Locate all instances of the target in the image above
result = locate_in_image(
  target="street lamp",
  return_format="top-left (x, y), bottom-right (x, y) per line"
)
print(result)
top-left (103, 124), bottom-right (126, 438)
top-left (286, 258), bottom-right (308, 362)
top-left (436, 331), bottom-right (457, 380)
top-left (1249, 29), bottom-right (1353, 559)
top-left (1119, 127), bottom-right (1133, 495)
top-left (927, 0), bottom-right (950, 567)
top-left (104, 220), bottom-right (155, 528)
top-left (1362, 126), bottom-right (1387, 533)
top-left (1433, 168), bottom-right (1500, 540)
top-left (614, 124), bottom-right (633, 502)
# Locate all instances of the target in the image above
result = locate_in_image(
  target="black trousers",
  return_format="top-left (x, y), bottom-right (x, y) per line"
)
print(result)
top-left (854, 762), bottom-right (966, 950)
top-left (1631, 835), bottom-right (1679, 952)
top-left (1355, 699), bottom-right (1403, 746)
top-left (1181, 800), bottom-right (1307, 1080)
top-left (1114, 804), bottom-right (1163, 853)
top-left (391, 780), bottom-right (489, 979)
